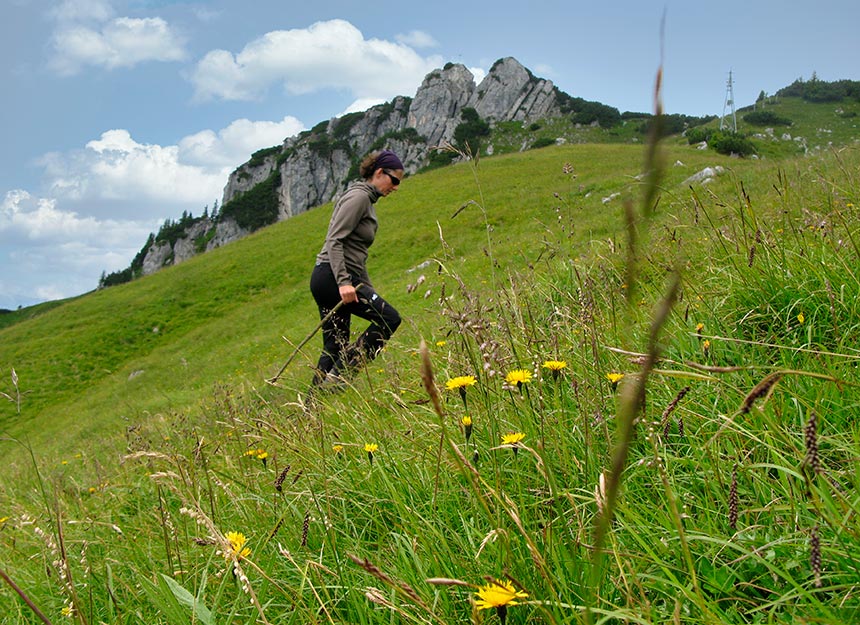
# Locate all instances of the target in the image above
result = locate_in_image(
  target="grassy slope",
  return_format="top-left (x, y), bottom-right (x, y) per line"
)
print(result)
top-left (0, 143), bottom-right (739, 455)
top-left (1, 119), bottom-right (859, 623)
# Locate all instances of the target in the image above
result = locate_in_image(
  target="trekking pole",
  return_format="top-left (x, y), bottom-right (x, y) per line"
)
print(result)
top-left (265, 283), bottom-right (364, 386)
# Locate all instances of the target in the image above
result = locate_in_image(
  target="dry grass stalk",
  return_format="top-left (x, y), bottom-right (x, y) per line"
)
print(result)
top-left (347, 554), bottom-right (430, 611)
top-left (804, 411), bottom-right (822, 475)
top-left (660, 386), bottom-right (690, 440)
top-left (739, 372), bottom-right (784, 414)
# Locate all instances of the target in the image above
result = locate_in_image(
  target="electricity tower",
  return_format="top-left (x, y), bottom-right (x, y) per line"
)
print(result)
top-left (720, 70), bottom-right (737, 132)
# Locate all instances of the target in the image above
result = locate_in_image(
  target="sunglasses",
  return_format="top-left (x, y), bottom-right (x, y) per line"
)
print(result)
top-left (384, 170), bottom-right (401, 186)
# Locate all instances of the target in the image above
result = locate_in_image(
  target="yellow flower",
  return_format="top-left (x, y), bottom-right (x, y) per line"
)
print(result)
top-left (695, 322), bottom-right (704, 333)
top-left (505, 369), bottom-right (532, 387)
top-left (501, 432), bottom-right (525, 446)
top-left (364, 443), bottom-right (378, 454)
top-left (61, 605), bottom-right (74, 618)
top-left (606, 372), bottom-right (624, 384)
top-left (224, 531), bottom-right (251, 560)
top-left (797, 312), bottom-right (805, 324)
top-left (541, 360), bottom-right (567, 371)
top-left (332, 444), bottom-right (344, 454)
top-left (445, 375), bottom-right (477, 391)
top-left (462, 415), bottom-right (473, 442)
top-left (435, 340), bottom-right (447, 347)
top-left (474, 578), bottom-right (528, 610)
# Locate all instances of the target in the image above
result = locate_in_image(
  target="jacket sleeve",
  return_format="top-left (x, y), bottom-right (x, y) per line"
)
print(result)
top-left (324, 191), bottom-right (367, 286)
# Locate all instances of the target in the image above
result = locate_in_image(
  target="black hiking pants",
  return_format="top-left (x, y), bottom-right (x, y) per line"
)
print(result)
top-left (309, 262), bottom-right (401, 385)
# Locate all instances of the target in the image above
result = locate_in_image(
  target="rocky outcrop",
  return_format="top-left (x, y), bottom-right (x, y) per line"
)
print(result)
top-left (144, 57), bottom-right (575, 274)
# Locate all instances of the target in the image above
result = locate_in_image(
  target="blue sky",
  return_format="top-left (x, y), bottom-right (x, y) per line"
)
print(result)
top-left (2, 0), bottom-right (858, 309)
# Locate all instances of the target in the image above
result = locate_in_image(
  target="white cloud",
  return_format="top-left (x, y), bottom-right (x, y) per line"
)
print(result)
top-left (1, 189), bottom-right (155, 307)
top-left (49, 0), bottom-right (114, 23)
top-left (190, 19), bottom-right (443, 102)
top-left (469, 66), bottom-right (487, 85)
top-left (48, 0), bottom-right (186, 74)
top-left (179, 116), bottom-right (305, 168)
top-left (339, 98), bottom-right (387, 116)
top-left (50, 16), bottom-right (186, 74)
top-left (395, 30), bottom-right (438, 49)
top-left (36, 115), bottom-right (307, 219)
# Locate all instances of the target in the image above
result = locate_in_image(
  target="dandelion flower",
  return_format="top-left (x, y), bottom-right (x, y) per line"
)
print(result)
top-left (332, 444), bottom-right (344, 454)
top-left (364, 443), bottom-right (378, 464)
top-left (606, 372), bottom-right (624, 389)
top-left (695, 322), bottom-right (704, 334)
top-left (446, 375), bottom-right (477, 391)
top-left (501, 432), bottom-right (525, 455)
top-left (542, 360), bottom-right (567, 371)
top-left (797, 312), bottom-right (805, 324)
top-left (436, 340), bottom-right (447, 347)
top-left (447, 375), bottom-right (477, 406)
top-left (505, 369), bottom-right (532, 388)
top-left (542, 360), bottom-right (567, 380)
top-left (501, 432), bottom-right (525, 446)
top-left (702, 339), bottom-right (711, 357)
top-left (225, 531), bottom-right (251, 560)
top-left (61, 605), bottom-right (74, 618)
top-left (462, 415), bottom-right (473, 443)
top-left (475, 578), bottom-right (528, 625)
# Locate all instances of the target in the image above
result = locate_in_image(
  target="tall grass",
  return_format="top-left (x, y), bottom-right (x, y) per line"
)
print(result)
top-left (1, 137), bottom-right (859, 622)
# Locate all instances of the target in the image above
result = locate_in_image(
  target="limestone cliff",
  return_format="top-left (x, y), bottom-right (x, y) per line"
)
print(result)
top-left (142, 57), bottom-right (569, 275)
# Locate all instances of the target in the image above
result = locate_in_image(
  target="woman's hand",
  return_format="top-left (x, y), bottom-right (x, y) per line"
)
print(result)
top-left (339, 284), bottom-right (358, 304)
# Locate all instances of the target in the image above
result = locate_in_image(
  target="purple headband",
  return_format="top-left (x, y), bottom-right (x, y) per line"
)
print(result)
top-left (374, 149), bottom-right (403, 171)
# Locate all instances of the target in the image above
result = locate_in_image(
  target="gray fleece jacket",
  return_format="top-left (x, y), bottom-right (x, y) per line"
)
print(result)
top-left (315, 180), bottom-right (381, 287)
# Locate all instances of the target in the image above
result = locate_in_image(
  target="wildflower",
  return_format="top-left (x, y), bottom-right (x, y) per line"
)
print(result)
top-left (695, 322), bottom-right (704, 334)
top-left (332, 444), bottom-right (344, 454)
top-left (436, 340), bottom-right (447, 347)
top-left (446, 375), bottom-right (477, 405)
top-left (797, 312), bottom-right (805, 324)
top-left (61, 605), bottom-right (74, 618)
top-left (225, 531), bottom-right (251, 560)
top-left (364, 443), bottom-right (378, 464)
top-left (501, 432), bottom-right (525, 456)
top-left (606, 372), bottom-right (624, 389)
top-left (542, 360), bottom-right (567, 371)
top-left (702, 339), bottom-right (711, 357)
top-left (475, 578), bottom-right (528, 625)
top-left (542, 360), bottom-right (567, 380)
top-left (462, 415), bottom-right (473, 443)
top-left (505, 369), bottom-right (532, 389)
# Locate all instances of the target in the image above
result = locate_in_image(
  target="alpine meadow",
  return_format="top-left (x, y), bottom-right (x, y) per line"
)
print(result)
top-left (1, 77), bottom-right (860, 624)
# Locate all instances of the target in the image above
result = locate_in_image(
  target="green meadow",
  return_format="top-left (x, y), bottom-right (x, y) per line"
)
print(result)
top-left (1, 112), bottom-right (859, 623)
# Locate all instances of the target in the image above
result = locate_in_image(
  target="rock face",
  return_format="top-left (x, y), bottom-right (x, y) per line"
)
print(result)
top-left (144, 57), bottom-right (570, 275)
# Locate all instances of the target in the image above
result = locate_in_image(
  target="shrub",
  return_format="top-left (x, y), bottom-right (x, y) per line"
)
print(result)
top-left (709, 131), bottom-right (757, 156)
top-left (219, 171), bottom-right (282, 231)
top-left (743, 110), bottom-right (793, 126)
top-left (686, 127), bottom-right (715, 145)
top-left (453, 107), bottom-right (490, 154)
top-left (530, 137), bottom-right (556, 150)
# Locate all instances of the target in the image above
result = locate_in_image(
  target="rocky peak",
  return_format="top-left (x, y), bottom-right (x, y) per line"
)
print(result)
top-left (141, 58), bottom-right (573, 277)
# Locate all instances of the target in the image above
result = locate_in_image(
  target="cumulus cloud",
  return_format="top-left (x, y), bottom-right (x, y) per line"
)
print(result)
top-left (179, 116), bottom-right (305, 168)
top-left (395, 30), bottom-right (438, 49)
top-left (1, 189), bottom-right (155, 307)
top-left (190, 19), bottom-right (443, 102)
top-left (36, 114), bottom-right (306, 218)
top-left (48, 0), bottom-right (186, 74)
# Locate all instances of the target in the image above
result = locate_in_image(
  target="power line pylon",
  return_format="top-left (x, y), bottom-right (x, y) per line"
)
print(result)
top-left (720, 70), bottom-right (737, 132)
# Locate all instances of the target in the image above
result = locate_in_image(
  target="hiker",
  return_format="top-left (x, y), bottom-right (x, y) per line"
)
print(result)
top-left (309, 149), bottom-right (404, 390)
